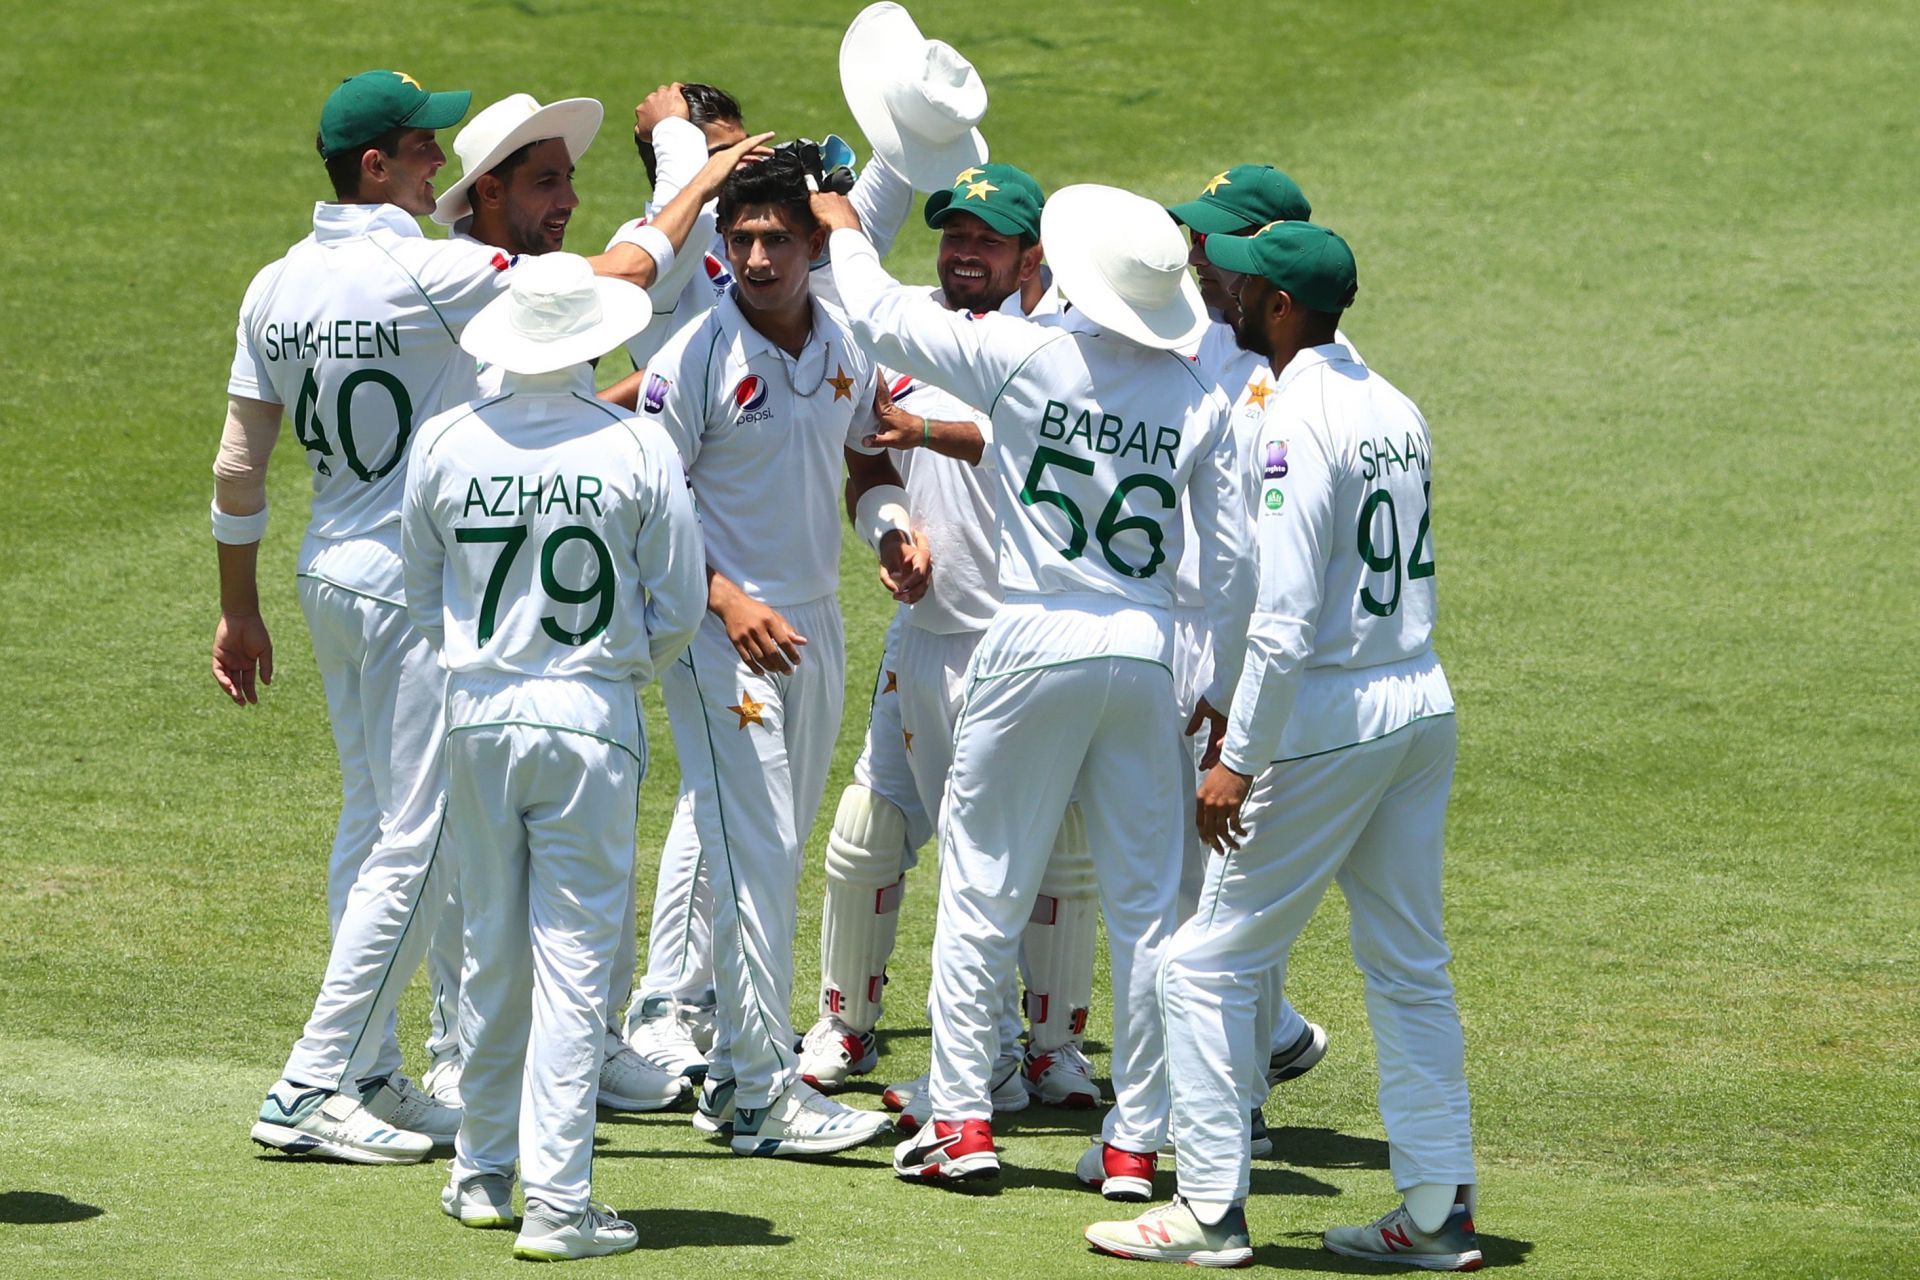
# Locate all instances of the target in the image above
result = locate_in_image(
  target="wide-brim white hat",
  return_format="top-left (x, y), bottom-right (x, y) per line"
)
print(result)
top-left (1041, 184), bottom-right (1209, 351)
top-left (432, 94), bottom-right (603, 226)
top-left (840, 2), bottom-right (990, 193)
top-left (460, 253), bottom-right (652, 375)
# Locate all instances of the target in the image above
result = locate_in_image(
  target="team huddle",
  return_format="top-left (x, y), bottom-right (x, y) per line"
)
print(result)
top-left (211, 3), bottom-right (1478, 1270)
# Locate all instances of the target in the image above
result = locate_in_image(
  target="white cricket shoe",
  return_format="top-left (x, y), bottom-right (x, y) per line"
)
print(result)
top-left (691, 1075), bottom-right (736, 1136)
top-left (1267, 1021), bottom-right (1328, 1087)
top-left (886, 1055), bottom-right (1029, 1133)
top-left (441, 1173), bottom-right (515, 1229)
top-left (359, 1071), bottom-right (461, 1144)
top-left (250, 1081), bottom-right (431, 1164)
top-left (599, 1031), bottom-right (692, 1112)
top-left (624, 996), bottom-right (712, 1083)
top-left (513, 1199), bottom-right (638, 1261)
top-left (1323, 1202), bottom-right (1483, 1270)
top-left (730, 1079), bottom-right (892, 1157)
top-left (1084, 1197), bottom-right (1254, 1268)
top-left (796, 1016), bottom-right (878, 1093)
top-left (421, 1055), bottom-right (464, 1108)
top-left (1024, 1042), bottom-right (1102, 1108)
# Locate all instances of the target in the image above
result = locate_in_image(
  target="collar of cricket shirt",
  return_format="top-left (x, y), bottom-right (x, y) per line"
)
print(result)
top-left (311, 201), bottom-right (425, 242)
top-left (720, 290), bottom-right (832, 396)
top-left (1273, 341), bottom-right (1358, 395)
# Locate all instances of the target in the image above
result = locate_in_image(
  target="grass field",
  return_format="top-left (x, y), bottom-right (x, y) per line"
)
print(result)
top-left (3, 0), bottom-right (1917, 1275)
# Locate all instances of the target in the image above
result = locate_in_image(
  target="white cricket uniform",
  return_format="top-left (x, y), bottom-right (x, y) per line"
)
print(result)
top-left (403, 364), bottom-right (704, 1213)
top-left (830, 229), bottom-right (1256, 1152)
top-left (229, 202), bottom-right (511, 1091)
top-left (1162, 340), bottom-right (1469, 1205)
top-left (640, 288), bottom-right (881, 1110)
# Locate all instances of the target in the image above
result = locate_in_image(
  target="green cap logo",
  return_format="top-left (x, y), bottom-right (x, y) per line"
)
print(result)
top-left (1167, 164), bottom-right (1312, 234)
top-left (318, 70), bottom-right (472, 159)
top-left (924, 162), bottom-right (1046, 239)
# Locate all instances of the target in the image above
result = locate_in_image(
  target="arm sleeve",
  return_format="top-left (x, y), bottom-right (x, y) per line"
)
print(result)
top-left (1219, 408), bottom-right (1335, 774)
top-left (843, 360), bottom-right (882, 455)
top-left (638, 322), bottom-right (712, 467)
top-left (846, 153), bottom-right (915, 259)
top-left (400, 428), bottom-right (448, 648)
top-left (1191, 400), bottom-right (1256, 710)
top-left (212, 396), bottom-right (284, 515)
top-left (634, 434), bottom-right (707, 671)
top-left (646, 116), bottom-right (709, 213)
top-left (828, 227), bottom-right (1041, 415)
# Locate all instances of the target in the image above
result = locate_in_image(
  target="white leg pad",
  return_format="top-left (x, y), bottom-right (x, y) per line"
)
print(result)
top-left (1021, 803), bottom-right (1099, 1053)
top-left (819, 784), bottom-right (909, 1032)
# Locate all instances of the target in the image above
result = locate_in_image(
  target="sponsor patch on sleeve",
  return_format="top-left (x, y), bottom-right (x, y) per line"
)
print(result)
top-left (643, 373), bottom-right (671, 414)
top-left (489, 251), bottom-right (515, 273)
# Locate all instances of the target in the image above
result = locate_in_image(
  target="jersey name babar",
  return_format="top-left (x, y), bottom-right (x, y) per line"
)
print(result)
top-left (1038, 399), bottom-right (1183, 470)
top-left (461, 473), bottom-right (607, 519)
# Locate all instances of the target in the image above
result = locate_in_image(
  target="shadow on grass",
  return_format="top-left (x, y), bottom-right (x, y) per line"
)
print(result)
top-left (997, 1163), bottom-right (1340, 1199)
top-left (593, 1144), bottom-right (892, 1171)
top-left (1254, 1231), bottom-right (1535, 1270)
top-left (0, 1191), bottom-right (105, 1224)
top-left (1266, 1126), bottom-right (1391, 1171)
top-left (615, 1207), bottom-right (792, 1248)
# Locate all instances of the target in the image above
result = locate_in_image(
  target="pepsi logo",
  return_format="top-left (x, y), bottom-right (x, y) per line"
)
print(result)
top-left (732, 375), bottom-right (769, 413)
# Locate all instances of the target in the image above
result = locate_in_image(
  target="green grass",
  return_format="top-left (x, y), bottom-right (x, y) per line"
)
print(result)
top-left (3, 0), bottom-right (1917, 1275)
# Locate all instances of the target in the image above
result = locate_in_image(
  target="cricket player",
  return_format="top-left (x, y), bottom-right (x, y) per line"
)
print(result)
top-left (404, 252), bottom-right (704, 1261)
top-left (818, 183), bottom-right (1255, 1187)
top-left (221, 69), bottom-right (759, 1163)
top-left (1086, 222), bottom-right (1479, 1270)
top-left (796, 164), bottom-right (1105, 1119)
top-left (421, 91), bottom-right (696, 1115)
top-left (636, 152), bottom-right (914, 1156)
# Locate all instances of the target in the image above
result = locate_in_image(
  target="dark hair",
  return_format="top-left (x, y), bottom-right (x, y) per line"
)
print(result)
top-left (1017, 232), bottom-right (1039, 253)
top-left (319, 126), bottom-right (405, 201)
top-left (483, 139), bottom-right (538, 189)
top-left (716, 150), bottom-right (817, 233)
top-left (638, 82), bottom-right (744, 187)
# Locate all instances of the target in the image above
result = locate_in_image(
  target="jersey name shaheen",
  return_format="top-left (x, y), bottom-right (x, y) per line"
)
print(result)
top-left (640, 290), bottom-right (880, 607)
top-left (402, 366), bottom-right (704, 692)
top-left (829, 229), bottom-right (1255, 705)
top-left (1220, 341), bottom-right (1453, 771)
top-left (229, 203), bottom-right (513, 546)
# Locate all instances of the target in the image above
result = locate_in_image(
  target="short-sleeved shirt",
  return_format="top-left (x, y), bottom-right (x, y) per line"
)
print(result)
top-left (639, 290), bottom-right (880, 607)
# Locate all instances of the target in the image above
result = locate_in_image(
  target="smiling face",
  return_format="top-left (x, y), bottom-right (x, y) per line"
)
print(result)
top-left (374, 127), bottom-right (447, 216)
top-left (1189, 229), bottom-right (1244, 326)
top-left (723, 203), bottom-right (825, 318)
top-left (476, 137), bottom-right (579, 255)
top-left (936, 210), bottom-right (1038, 313)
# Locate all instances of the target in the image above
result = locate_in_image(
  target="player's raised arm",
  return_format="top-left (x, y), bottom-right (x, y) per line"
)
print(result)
top-left (589, 131), bottom-right (774, 289)
top-left (210, 393), bottom-right (283, 705)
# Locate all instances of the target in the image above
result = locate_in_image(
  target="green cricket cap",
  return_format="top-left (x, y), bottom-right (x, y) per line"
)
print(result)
top-left (318, 70), bottom-right (471, 159)
top-left (924, 162), bottom-right (1045, 239)
top-left (1167, 164), bottom-right (1311, 234)
top-left (1203, 220), bottom-right (1357, 313)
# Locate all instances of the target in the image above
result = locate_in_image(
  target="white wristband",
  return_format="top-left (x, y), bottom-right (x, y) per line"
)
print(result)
top-left (211, 499), bottom-right (268, 545)
top-left (625, 224), bottom-right (676, 283)
top-left (854, 483), bottom-right (912, 552)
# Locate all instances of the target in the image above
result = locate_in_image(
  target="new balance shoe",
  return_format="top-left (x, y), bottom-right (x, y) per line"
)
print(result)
top-left (422, 1055), bottom-right (464, 1108)
top-left (691, 1075), bottom-right (736, 1137)
top-left (1024, 1042), bottom-right (1102, 1108)
top-left (1266, 1021), bottom-right (1328, 1088)
top-left (441, 1173), bottom-right (515, 1229)
top-left (250, 1081), bottom-right (432, 1164)
top-left (624, 996), bottom-right (713, 1083)
top-left (1075, 1141), bottom-right (1158, 1202)
top-left (1323, 1202), bottom-right (1483, 1271)
top-left (1084, 1197), bottom-right (1254, 1268)
top-left (731, 1079), bottom-right (892, 1157)
top-left (359, 1071), bottom-right (461, 1144)
top-left (888, 1056), bottom-right (1029, 1133)
top-left (892, 1118), bottom-right (999, 1183)
top-left (512, 1199), bottom-right (638, 1261)
top-left (599, 1036), bottom-right (692, 1112)
top-left (796, 1016), bottom-right (878, 1093)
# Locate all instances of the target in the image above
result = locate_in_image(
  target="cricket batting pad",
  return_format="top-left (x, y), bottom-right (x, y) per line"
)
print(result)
top-left (819, 783), bottom-right (909, 1032)
top-left (1022, 803), bottom-right (1097, 1053)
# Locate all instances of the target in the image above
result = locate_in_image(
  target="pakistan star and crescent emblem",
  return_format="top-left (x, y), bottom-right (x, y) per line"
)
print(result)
top-left (902, 730), bottom-right (914, 753)
top-left (883, 670), bottom-right (898, 694)
top-left (963, 178), bottom-right (999, 202)
top-left (394, 71), bottom-right (422, 90)
top-left (827, 365), bottom-right (855, 401)
top-left (1244, 376), bottom-right (1274, 409)
top-left (728, 693), bottom-right (765, 729)
top-left (1202, 171), bottom-right (1232, 196)
top-left (952, 166), bottom-right (985, 187)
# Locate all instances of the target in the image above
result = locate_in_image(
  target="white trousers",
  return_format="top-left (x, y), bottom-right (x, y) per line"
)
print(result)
top-left (660, 597), bottom-right (844, 1108)
top-left (631, 785), bottom-right (715, 1012)
top-left (928, 654), bottom-right (1181, 1150)
top-left (1164, 715), bottom-right (1474, 1203)
top-left (283, 579), bottom-right (453, 1089)
top-left (446, 674), bottom-right (643, 1213)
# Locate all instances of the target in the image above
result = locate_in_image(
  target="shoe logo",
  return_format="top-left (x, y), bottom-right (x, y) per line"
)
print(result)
top-left (1380, 1223), bottom-right (1413, 1251)
top-left (1138, 1220), bottom-right (1173, 1246)
top-left (262, 1086), bottom-right (326, 1119)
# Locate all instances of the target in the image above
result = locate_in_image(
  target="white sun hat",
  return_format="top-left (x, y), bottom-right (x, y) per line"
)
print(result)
top-left (459, 253), bottom-right (652, 376)
top-left (431, 93), bottom-right (603, 226)
top-left (1041, 184), bottom-right (1209, 351)
top-left (840, 2), bottom-right (990, 193)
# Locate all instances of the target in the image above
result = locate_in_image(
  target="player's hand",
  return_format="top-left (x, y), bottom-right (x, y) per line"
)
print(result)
top-left (721, 596), bottom-right (808, 675)
top-left (689, 131), bottom-right (777, 200)
top-left (863, 378), bottom-right (924, 450)
top-left (1185, 697), bottom-right (1228, 770)
top-left (810, 191), bottom-right (862, 233)
top-left (212, 611), bottom-right (274, 706)
top-left (878, 529), bottom-right (931, 604)
top-left (633, 83), bottom-right (690, 142)
top-left (1195, 762), bottom-right (1253, 854)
